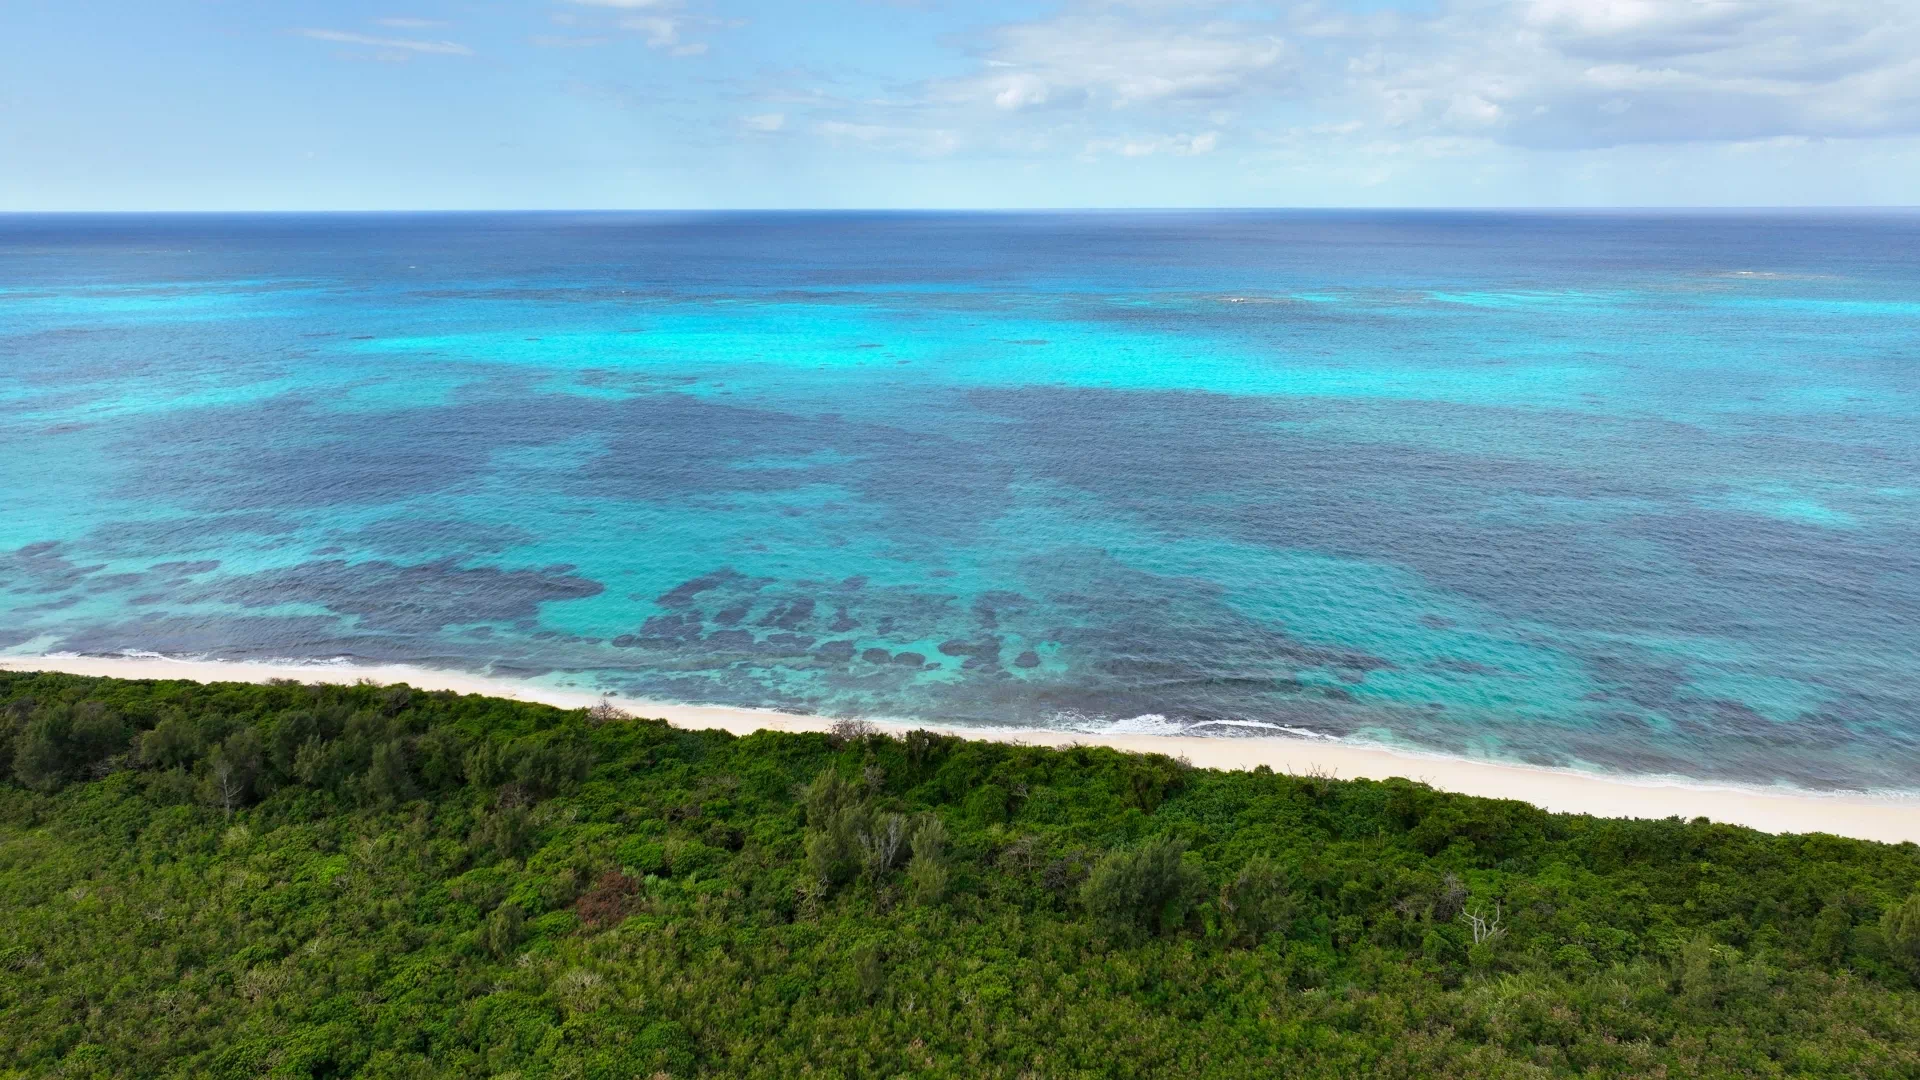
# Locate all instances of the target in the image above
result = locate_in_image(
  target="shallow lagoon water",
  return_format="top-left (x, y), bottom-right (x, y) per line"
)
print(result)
top-left (3, 211), bottom-right (1917, 790)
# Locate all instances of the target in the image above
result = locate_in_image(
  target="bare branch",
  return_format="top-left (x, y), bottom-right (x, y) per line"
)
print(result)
top-left (1459, 900), bottom-right (1506, 946)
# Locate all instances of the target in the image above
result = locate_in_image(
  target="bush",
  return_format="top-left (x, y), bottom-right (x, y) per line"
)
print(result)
top-left (965, 782), bottom-right (1009, 824)
top-left (482, 903), bottom-right (525, 957)
top-left (907, 854), bottom-right (949, 905)
top-left (827, 718), bottom-right (879, 748)
top-left (618, 838), bottom-right (668, 877)
top-left (806, 810), bottom-right (862, 887)
top-left (475, 806), bottom-right (533, 862)
top-left (575, 872), bottom-right (641, 928)
top-left (1884, 891), bottom-right (1920, 980)
top-left (202, 729), bottom-right (264, 814)
top-left (1082, 834), bottom-right (1206, 938)
top-left (910, 814), bottom-right (947, 863)
top-left (362, 738), bottom-right (415, 807)
top-left (138, 711), bottom-right (203, 770)
top-left (905, 814), bottom-right (950, 904)
top-left (859, 812), bottom-right (908, 880)
top-left (1220, 856), bottom-right (1293, 946)
top-left (1811, 898), bottom-right (1855, 964)
top-left (13, 709), bottom-right (74, 792)
top-left (512, 730), bottom-right (592, 798)
top-left (800, 766), bottom-right (860, 825)
top-left (13, 701), bottom-right (126, 791)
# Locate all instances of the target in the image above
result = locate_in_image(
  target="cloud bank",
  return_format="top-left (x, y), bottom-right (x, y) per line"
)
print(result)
top-left (760, 0), bottom-right (1920, 166)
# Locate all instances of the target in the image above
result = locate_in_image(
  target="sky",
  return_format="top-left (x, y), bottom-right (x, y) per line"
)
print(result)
top-left (4, 0), bottom-right (1920, 209)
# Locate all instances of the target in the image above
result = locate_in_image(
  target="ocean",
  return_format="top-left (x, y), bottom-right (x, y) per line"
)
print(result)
top-left (3, 211), bottom-right (1917, 791)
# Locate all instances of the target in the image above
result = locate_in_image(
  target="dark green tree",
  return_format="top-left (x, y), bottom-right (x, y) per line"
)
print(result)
top-left (1884, 891), bottom-right (1920, 980)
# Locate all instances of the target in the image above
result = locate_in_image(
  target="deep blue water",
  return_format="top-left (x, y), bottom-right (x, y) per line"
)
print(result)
top-left (4, 211), bottom-right (1918, 790)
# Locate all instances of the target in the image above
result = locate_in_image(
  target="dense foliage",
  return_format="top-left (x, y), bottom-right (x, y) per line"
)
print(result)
top-left (3, 672), bottom-right (1919, 1078)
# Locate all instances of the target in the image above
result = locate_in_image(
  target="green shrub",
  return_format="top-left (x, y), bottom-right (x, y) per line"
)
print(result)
top-left (1219, 855), bottom-right (1293, 946)
top-left (13, 701), bottom-right (126, 791)
top-left (906, 854), bottom-right (949, 905)
top-left (482, 903), bottom-right (525, 958)
top-left (1884, 891), bottom-right (1920, 980)
top-left (618, 838), bottom-right (668, 876)
top-left (965, 782), bottom-right (1009, 824)
top-left (1811, 898), bottom-right (1855, 964)
top-left (801, 766), bottom-right (860, 825)
top-left (1082, 834), bottom-right (1206, 938)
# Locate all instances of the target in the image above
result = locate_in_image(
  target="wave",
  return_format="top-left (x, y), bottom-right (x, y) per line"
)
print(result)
top-left (1046, 709), bottom-right (1338, 741)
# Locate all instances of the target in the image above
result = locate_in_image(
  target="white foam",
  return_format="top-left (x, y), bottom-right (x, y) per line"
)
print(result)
top-left (1055, 710), bottom-right (1338, 740)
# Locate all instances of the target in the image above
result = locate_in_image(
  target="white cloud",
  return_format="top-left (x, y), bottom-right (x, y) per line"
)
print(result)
top-left (992, 73), bottom-right (1051, 111)
top-left (818, 121), bottom-right (960, 157)
top-left (1336, 0), bottom-right (1920, 148)
top-left (785, 0), bottom-right (1920, 174)
top-left (619, 15), bottom-right (681, 47)
top-left (608, 7), bottom-right (710, 54)
top-left (742, 112), bottom-right (787, 132)
top-left (942, 11), bottom-right (1290, 111)
top-left (558, 0), bottom-right (719, 53)
top-left (295, 28), bottom-right (472, 55)
top-left (1084, 130), bottom-right (1219, 158)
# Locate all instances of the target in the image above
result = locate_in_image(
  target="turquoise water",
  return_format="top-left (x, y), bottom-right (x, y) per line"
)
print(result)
top-left (3, 211), bottom-right (1917, 790)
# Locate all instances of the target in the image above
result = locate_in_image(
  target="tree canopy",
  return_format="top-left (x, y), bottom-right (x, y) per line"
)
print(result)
top-left (3, 671), bottom-right (1918, 1078)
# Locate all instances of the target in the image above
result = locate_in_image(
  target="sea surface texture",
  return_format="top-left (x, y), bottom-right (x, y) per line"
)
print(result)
top-left (4, 212), bottom-right (1917, 790)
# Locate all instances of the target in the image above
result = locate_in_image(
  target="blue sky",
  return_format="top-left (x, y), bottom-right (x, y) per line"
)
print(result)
top-left (5, 0), bottom-right (1919, 209)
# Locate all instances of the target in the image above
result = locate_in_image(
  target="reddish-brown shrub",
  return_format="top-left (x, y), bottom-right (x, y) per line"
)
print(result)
top-left (574, 871), bottom-right (641, 928)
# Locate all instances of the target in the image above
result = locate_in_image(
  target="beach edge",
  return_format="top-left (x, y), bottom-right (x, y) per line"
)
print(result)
top-left (3, 651), bottom-right (1915, 845)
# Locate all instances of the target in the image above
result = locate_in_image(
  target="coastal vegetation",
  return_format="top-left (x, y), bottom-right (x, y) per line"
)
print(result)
top-left (3, 671), bottom-right (1919, 1078)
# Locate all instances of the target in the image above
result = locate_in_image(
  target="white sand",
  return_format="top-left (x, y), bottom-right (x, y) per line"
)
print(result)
top-left (5, 652), bottom-right (1916, 844)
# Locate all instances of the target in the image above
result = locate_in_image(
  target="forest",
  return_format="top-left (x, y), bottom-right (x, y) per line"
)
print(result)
top-left (3, 670), bottom-right (1919, 1078)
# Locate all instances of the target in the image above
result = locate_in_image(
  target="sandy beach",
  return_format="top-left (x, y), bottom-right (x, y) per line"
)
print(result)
top-left (4, 651), bottom-right (1915, 845)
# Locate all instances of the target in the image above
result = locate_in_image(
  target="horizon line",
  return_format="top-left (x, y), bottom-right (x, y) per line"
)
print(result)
top-left (6, 205), bottom-right (1920, 216)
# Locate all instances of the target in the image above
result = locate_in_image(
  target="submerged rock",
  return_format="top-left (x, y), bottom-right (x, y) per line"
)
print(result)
top-left (756, 597), bottom-right (816, 630)
top-left (657, 568), bottom-right (745, 608)
top-left (640, 613), bottom-right (701, 640)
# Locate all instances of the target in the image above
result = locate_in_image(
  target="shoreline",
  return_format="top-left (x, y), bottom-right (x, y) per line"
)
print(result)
top-left (3, 651), bottom-right (1916, 845)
